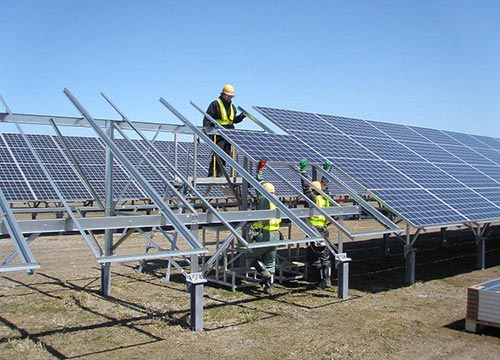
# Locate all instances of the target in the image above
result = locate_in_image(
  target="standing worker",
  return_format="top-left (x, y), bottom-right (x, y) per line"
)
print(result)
top-left (203, 84), bottom-right (246, 177)
top-left (247, 159), bottom-right (281, 294)
top-left (299, 158), bottom-right (332, 288)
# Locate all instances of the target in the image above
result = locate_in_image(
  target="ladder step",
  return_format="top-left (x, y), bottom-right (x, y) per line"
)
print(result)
top-left (247, 237), bottom-right (323, 249)
top-left (97, 248), bottom-right (207, 263)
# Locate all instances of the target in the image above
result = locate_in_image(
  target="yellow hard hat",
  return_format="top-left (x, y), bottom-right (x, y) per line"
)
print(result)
top-left (263, 182), bottom-right (275, 193)
top-left (221, 84), bottom-right (235, 96)
top-left (311, 181), bottom-right (322, 192)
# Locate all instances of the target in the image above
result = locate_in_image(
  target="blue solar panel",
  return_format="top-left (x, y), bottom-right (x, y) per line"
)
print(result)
top-left (400, 141), bottom-right (463, 164)
top-left (478, 278), bottom-right (500, 292)
top-left (351, 136), bottom-right (423, 162)
top-left (440, 145), bottom-right (495, 166)
top-left (255, 106), bottom-right (500, 227)
top-left (319, 114), bottom-right (390, 138)
top-left (332, 159), bottom-right (418, 190)
top-left (370, 121), bottom-right (430, 143)
top-left (430, 188), bottom-right (500, 221)
top-left (436, 163), bottom-right (500, 188)
top-left (255, 106), bottom-right (339, 133)
top-left (389, 161), bottom-right (464, 189)
top-left (471, 135), bottom-right (500, 151)
top-left (288, 131), bottom-right (377, 160)
top-left (220, 129), bottom-right (323, 163)
top-left (408, 126), bottom-right (463, 146)
top-left (443, 130), bottom-right (490, 149)
top-left (472, 148), bottom-right (500, 166)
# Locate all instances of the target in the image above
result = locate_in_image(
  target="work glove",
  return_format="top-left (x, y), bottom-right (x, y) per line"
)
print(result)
top-left (299, 158), bottom-right (308, 173)
top-left (323, 160), bottom-right (331, 171)
top-left (257, 159), bottom-right (267, 172)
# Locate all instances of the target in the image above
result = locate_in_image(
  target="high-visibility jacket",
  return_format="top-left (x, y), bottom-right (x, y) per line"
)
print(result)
top-left (310, 195), bottom-right (329, 228)
top-left (215, 98), bottom-right (235, 126)
top-left (253, 200), bottom-right (282, 232)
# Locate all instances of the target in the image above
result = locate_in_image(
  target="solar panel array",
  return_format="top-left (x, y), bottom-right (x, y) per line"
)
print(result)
top-left (251, 106), bottom-right (500, 227)
top-left (0, 133), bottom-right (222, 202)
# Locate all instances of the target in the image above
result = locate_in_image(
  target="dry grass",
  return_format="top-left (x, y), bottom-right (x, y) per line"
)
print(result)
top-left (1, 225), bottom-right (499, 359)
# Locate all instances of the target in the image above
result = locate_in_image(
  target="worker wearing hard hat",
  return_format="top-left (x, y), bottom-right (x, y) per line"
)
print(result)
top-left (247, 159), bottom-right (281, 294)
top-left (299, 158), bottom-right (332, 289)
top-left (203, 84), bottom-right (246, 177)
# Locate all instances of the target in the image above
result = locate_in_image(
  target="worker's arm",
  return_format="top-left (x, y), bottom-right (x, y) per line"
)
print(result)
top-left (300, 158), bottom-right (315, 201)
top-left (202, 100), bottom-right (221, 128)
top-left (320, 160), bottom-right (331, 194)
top-left (232, 104), bottom-right (246, 124)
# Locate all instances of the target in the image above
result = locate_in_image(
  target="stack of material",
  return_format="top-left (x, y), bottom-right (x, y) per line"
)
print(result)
top-left (465, 278), bottom-right (500, 333)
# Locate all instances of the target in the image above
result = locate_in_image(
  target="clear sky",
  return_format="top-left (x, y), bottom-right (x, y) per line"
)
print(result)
top-left (2, 0), bottom-right (500, 137)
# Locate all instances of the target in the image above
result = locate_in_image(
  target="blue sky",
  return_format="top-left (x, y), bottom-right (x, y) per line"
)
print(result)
top-left (2, 0), bottom-right (500, 137)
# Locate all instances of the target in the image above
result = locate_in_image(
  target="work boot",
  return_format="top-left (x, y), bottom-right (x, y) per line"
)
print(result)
top-left (320, 266), bottom-right (331, 289)
top-left (263, 274), bottom-right (273, 295)
top-left (259, 270), bottom-right (272, 285)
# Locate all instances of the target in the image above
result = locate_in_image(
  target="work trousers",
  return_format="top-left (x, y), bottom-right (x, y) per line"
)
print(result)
top-left (246, 230), bottom-right (279, 274)
top-left (208, 134), bottom-right (232, 177)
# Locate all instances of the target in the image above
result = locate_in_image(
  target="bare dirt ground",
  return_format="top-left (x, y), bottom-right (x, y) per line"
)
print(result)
top-left (1, 223), bottom-right (500, 359)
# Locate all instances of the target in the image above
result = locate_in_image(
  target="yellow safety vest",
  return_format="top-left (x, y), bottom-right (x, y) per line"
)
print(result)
top-left (310, 195), bottom-right (329, 228)
top-left (253, 201), bottom-right (282, 232)
top-left (215, 98), bottom-right (235, 126)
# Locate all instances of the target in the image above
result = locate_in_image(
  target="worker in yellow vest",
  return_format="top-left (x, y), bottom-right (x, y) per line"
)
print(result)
top-left (299, 158), bottom-right (332, 288)
top-left (247, 160), bottom-right (281, 294)
top-left (203, 84), bottom-right (246, 177)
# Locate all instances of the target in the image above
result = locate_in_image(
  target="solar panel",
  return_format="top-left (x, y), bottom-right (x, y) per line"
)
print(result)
top-left (219, 129), bottom-right (324, 163)
top-left (255, 106), bottom-right (500, 227)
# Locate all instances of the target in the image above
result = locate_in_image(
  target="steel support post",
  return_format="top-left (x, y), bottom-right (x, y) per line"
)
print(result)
top-left (440, 227), bottom-right (448, 248)
top-left (188, 225), bottom-right (205, 331)
top-left (476, 234), bottom-right (485, 270)
top-left (102, 120), bottom-right (114, 296)
top-left (335, 253), bottom-right (351, 300)
top-left (404, 244), bottom-right (417, 284)
top-left (382, 233), bottom-right (390, 256)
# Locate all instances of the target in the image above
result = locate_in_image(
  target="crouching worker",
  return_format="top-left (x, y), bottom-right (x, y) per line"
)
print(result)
top-left (299, 158), bottom-right (332, 288)
top-left (247, 159), bottom-right (281, 295)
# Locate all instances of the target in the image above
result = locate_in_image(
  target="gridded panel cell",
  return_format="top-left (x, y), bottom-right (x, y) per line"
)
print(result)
top-left (443, 131), bottom-right (491, 149)
top-left (439, 145), bottom-right (495, 166)
top-left (400, 141), bottom-right (463, 164)
top-left (220, 129), bottom-right (323, 163)
top-left (55, 181), bottom-right (93, 201)
top-left (0, 181), bottom-right (34, 201)
top-left (333, 158), bottom-right (418, 190)
top-left (0, 147), bottom-right (14, 163)
top-left (473, 166), bottom-right (500, 184)
top-left (289, 131), bottom-right (378, 160)
top-left (369, 121), bottom-right (430, 143)
top-left (2, 133), bottom-right (28, 148)
top-left (58, 135), bottom-right (103, 150)
top-left (319, 114), bottom-right (389, 138)
top-left (44, 164), bottom-right (82, 181)
top-left (430, 188), bottom-right (500, 222)
top-left (254, 106), bottom-right (340, 133)
top-left (371, 188), bottom-right (467, 227)
top-left (389, 161), bottom-right (465, 189)
top-left (474, 188), bottom-right (500, 206)
top-left (351, 136), bottom-right (423, 162)
top-left (471, 135), bottom-right (500, 151)
top-left (72, 150), bottom-right (106, 164)
top-left (33, 148), bottom-right (68, 164)
top-left (436, 164), bottom-right (500, 188)
top-left (473, 148), bottom-right (500, 166)
top-left (18, 163), bottom-right (50, 182)
top-left (30, 181), bottom-right (59, 201)
top-left (89, 180), bottom-right (146, 200)
top-left (26, 134), bottom-right (58, 148)
top-left (0, 164), bottom-right (25, 181)
top-left (9, 147), bottom-right (38, 163)
top-left (408, 126), bottom-right (463, 146)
